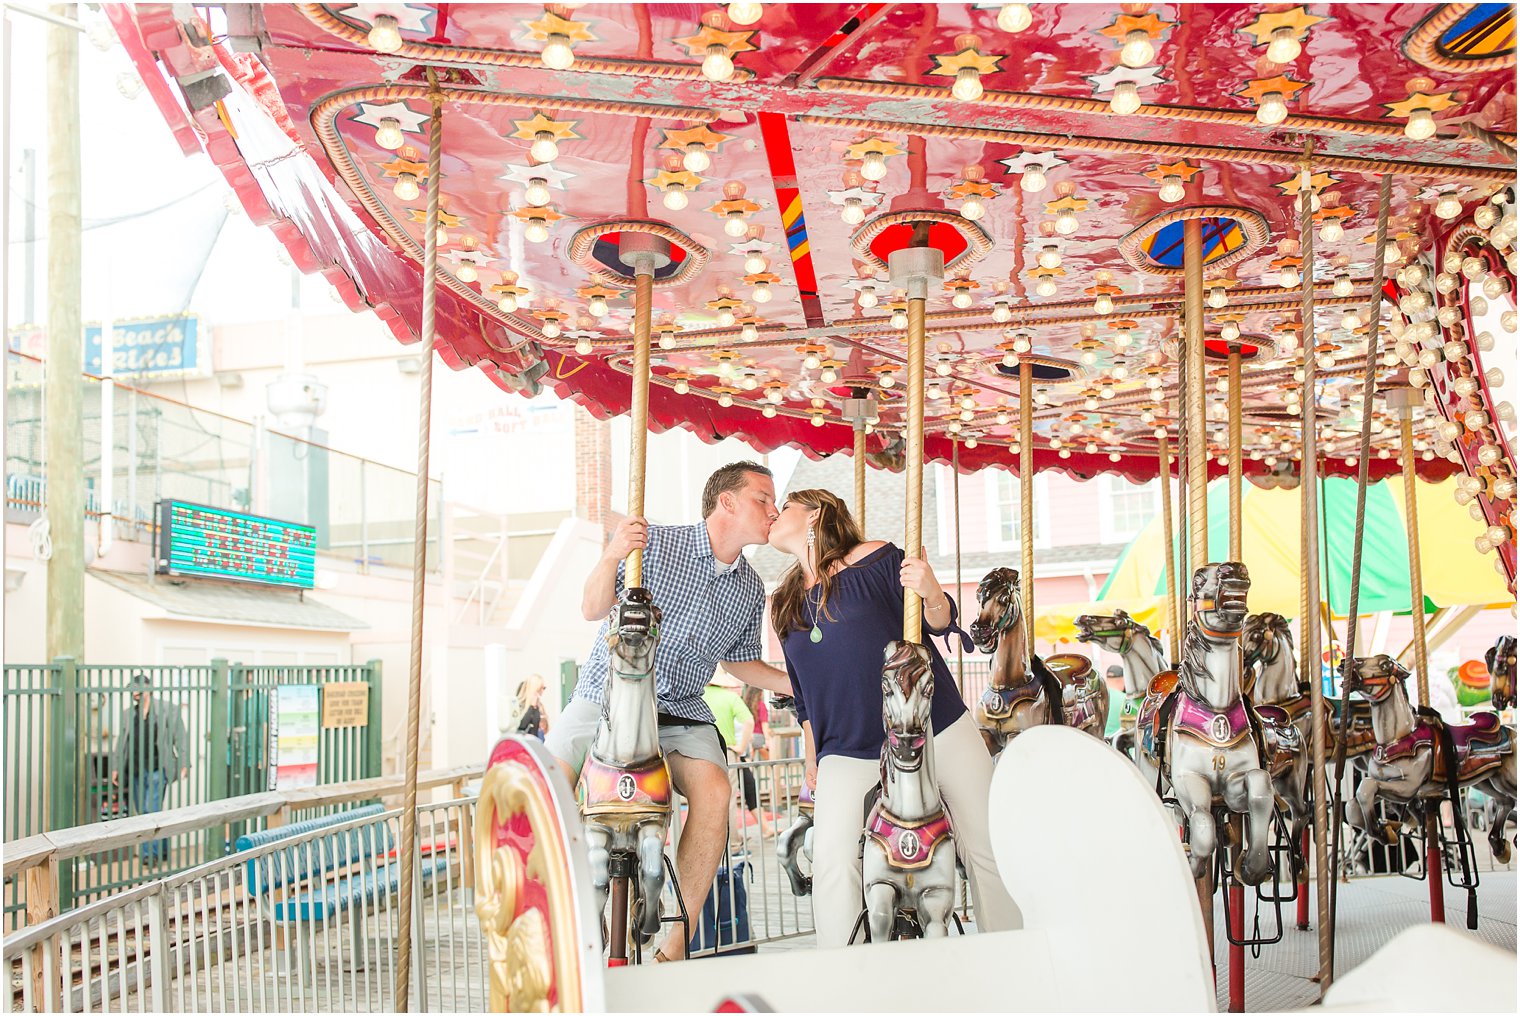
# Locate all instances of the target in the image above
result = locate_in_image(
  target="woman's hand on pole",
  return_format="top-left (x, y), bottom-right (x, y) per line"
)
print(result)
top-left (901, 546), bottom-right (949, 609)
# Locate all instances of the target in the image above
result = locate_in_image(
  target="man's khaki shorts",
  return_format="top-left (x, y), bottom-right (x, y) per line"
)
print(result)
top-left (545, 696), bottom-right (727, 777)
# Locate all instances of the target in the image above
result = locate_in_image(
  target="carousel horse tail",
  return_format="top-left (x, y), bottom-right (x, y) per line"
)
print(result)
top-left (1417, 705), bottom-right (1480, 930)
top-left (1033, 655), bottom-right (1065, 726)
top-left (1153, 688), bottom-right (1183, 796)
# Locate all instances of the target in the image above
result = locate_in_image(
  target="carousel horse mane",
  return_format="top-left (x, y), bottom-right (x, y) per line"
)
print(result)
top-left (1241, 611), bottom-right (1293, 666)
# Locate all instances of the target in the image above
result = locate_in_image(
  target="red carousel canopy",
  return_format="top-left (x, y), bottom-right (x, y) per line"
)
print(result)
top-left (107, 3), bottom-right (1515, 482)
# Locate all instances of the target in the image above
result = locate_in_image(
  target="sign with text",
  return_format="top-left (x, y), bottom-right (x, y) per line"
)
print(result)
top-left (321, 682), bottom-right (370, 729)
top-left (156, 500), bottom-right (317, 589)
top-left (269, 684), bottom-right (320, 790)
top-left (7, 315), bottom-right (207, 380)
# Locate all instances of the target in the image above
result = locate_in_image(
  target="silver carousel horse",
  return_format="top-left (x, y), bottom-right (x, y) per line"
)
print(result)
top-left (1075, 610), bottom-right (1168, 754)
top-left (777, 784), bottom-right (815, 897)
top-left (576, 588), bottom-right (672, 947)
top-left (970, 567), bottom-right (1065, 753)
top-left (1235, 612), bottom-right (1313, 848)
top-left (861, 641), bottom-right (958, 941)
top-left (1053, 654), bottom-right (1109, 740)
top-left (1489, 635), bottom-right (1516, 712)
top-left (1134, 563), bottom-right (1275, 885)
top-left (1344, 654), bottom-right (1516, 864)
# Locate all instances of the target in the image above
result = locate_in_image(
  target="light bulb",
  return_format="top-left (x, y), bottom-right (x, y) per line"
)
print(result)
top-left (841, 197), bottom-right (866, 225)
top-left (574, 337), bottom-right (594, 355)
top-left (375, 118), bottom-right (405, 150)
top-left (1478, 444), bottom-right (1502, 467)
top-left (1037, 245), bottom-right (1062, 270)
top-left (1221, 321), bottom-right (1240, 341)
top-left (498, 293), bottom-right (519, 313)
top-left (1021, 166), bottom-right (1046, 192)
top-left (952, 66), bottom-right (984, 102)
top-left (1001, 352), bottom-right (1017, 368)
top-left (960, 194), bottom-right (987, 220)
top-left (861, 150), bottom-right (889, 182)
top-left (1383, 242), bottom-right (1401, 265)
top-left (393, 172), bottom-right (420, 202)
top-left (541, 319), bottom-right (561, 339)
top-left (891, 309), bottom-right (908, 329)
top-left (368, 14), bottom-right (403, 53)
top-left (1484, 274), bottom-right (1509, 300)
top-left (1462, 256), bottom-right (1485, 280)
top-left (1110, 81), bottom-right (1142, 116)
top-left (740, 374), bottom-right (759, 391)
top-left (682, 143), bottom-right (711, 173)
top-left (992, 301), bottom-right (1012, 323)
top-left (1332, 273), bottom-right (1353, 297)
top-left (1013, 335), bottom-right (1031, 352)
top-left (724, 210), bottom-right (750, 237)
top-left (1341, 310), bottom-right (1361, 330)
top-left (1120, 29), bottom-right (1154, 68)
top-left (1208, 285), bottom-right (1227, 309)
top-left (879, 371), bottom-right (896, 389)
top-left (998, 3), bottom-right (1033, 33)
top-left (524, 177), bottom-right (552, 207)
top-left (703, 43), bottom-right (736, 82)
top-left (740, 254), bottom-right (767, 277)
top-left (1485, 367), bottom-right (1505, 388)
top-left (1055, 209), bottom-right (1079, 235)
top-left (1158, 173), bottom-right (1184, 202)
top-left (762, 405), bottom-right (777, 418)
top-left (858, 285), bottom-right (878, 308)
top-left (674, 379), bottom-right (690, 395)
top-left (766, 387), bottom-right (784, 404)
top-left (662, 184), bottom-right (689, 210)
top-left (952, 289), bottom-right (974, 309)
top-left (727, 1), bottom-right (763, 25)
top-left (740, 322), bottom-right (759, 341)
top-left (1504, 310), bottom-right (1518, 333)
top-left (752, 281), bottom-right (772, 303)
top-left (718, 308), bottom-right (737, 327)
top-left (1279, 265), bottom-right (1300, 288)
top-left (529, 131), bottom-right (559, 164)
top-left (1094, 293), bottom-right (1114, 315)
top-left (660, 331), bottom-right (677, 349)
top-left (1256, 91), bottom-right (1288, 125)
top-left (1035, 278), bottom-right (1058, 297)
top-left (1404, 107), bottom-right (1436, 140)
top-left (1475, 204), bottom-right (1499, 229)
top-left (718, 392), bottom-right (734, 407)
top-left (456, 261), bottom-right (478, 283)
top-left (1434, 194), bottom-right (1462, 220)
top-left (1080, 349), bottom-right (1098, 365)
top-left (435, 224), bottom-right (449, 247)
top-left (1319, 217), bottom-right (1344, 242)
top-left (541, 33), bottom-right (575, 71)
top-left (588, 296), bottom-right (608, 318)
top-left (524, 217), bottom-right (550, 243)
top-left (1266, 26), bottom-right (1302, 63)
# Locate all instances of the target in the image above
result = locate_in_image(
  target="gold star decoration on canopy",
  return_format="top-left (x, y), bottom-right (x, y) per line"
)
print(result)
top-left (1098, 12), bottom-right (1174, 41)
top-left (1383, 90), bottom-right (1460, 117)
top-left (659, 124), bottom-right (729, 155)
top-left (522, 9), bottom-right (596, 43)
top-left (674, 23), bottom-right (758, 58)
top-left (1143, 160), bottom-right (1201, 184)
top-left (1237, 6), bottom-right (1327, 47)
top-left (1237, 74), bottom-right (1310, 103)
top-left (509, 112), bottom-right (581, 143)
top-left (928, 45), bottom-right (1004, 78)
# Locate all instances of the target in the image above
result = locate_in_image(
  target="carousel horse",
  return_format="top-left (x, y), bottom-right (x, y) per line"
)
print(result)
top-left (970, 567), bottom-right (1065, 753)
top-left (1051, 654), bottom-right (1109, 740)
top-left (777, 784), bottom-right (815, 897)
top-left (1488, 635), bottom-right (1516, 712)
top-left (1344, 654), bottom-right (1516, 865)
top-left (1074, 610), bottom-right (1168, 753)
top-left (576, 588), bottom-right (672, 947)
top-left (860, 641), bottom-right (959, 941)
top-left (1134, 563), bottom-right (1275, 885)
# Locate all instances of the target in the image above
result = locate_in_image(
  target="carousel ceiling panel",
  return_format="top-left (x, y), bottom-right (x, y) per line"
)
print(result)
top-left (113, 2), bottom-right (1516, 483)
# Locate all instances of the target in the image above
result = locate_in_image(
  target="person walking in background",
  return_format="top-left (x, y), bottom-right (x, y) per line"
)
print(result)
top-left (742, 684), bottom-right (771, 761)
top-left (513, 674), bottom-right (551, 740)
top-left (109, 674), bottom-right (189, 866)
top-left (1103, 665), bottom-right (1127, 739)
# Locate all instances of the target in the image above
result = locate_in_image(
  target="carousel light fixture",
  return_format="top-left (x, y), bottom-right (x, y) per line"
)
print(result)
top-left (1022, 165), bottom-right (1047, 192)
top-left (524, 176), bottom-right (553, 207)
top-left (1258, 91), bottom-right (1288, 124)
top-left (992, 299), bottom-right (1012, 323)
top-left (998, 3), bottom-right (1032, 33)
top-left (524, 215), bottom-right (550, 243)
top-left (857, 282), bottom-right (879, 308)
top-left (542, 33), bottom-right (575, 70)
top-left (727, 1), bottom-right (763, 25)
top-left (1208, 284), bottom-right (1228, 309)
top-left (1157, 173), bottom-right (1185, 203)
top-left (530, 132), bottom-right (560, 163)
top-left (1110, 81), bottom-right (1142, 116)
top-left (1055, 209), bottom-right (1079, 235)
top-left (842, 197), bottom-right (867, 225)
top-left (393, 172), bottom-right (420, 202)
top-left (367, 14), bottom-right (403, 53)
top-left (1037, 245), bottom-right (1062, 270)
top-left (1120, 29), bottom-right (1155, 67)
top-left (1267, 26), bottom-right (1302, 63)
top-left (375, 118), bottom-right (405, 150)
top-left (1034, 277), bottom-right (1059, 298)
top-left (683, 142), bottom-right (712, 173)
top-left (1318, 215), bottom-right (1344, 242)
top-left (703, 43), bottom-right (736, 81)
top-left (1434, 192), bottom-right (1463, 220)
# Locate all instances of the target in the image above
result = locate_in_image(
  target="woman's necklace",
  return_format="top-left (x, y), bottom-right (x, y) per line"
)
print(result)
top-left (807, 585), bottom-right (823, 643)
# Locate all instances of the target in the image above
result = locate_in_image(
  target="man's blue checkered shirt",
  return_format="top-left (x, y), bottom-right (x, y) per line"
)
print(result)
top-left (573, 523), bottom-right (766, 723)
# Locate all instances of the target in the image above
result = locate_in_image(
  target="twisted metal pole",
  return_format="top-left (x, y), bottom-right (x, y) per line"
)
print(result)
top-left (854, 417), bottom-right (867, 526)
top-left (1228, 351), bottom-right (1243, 561)
top-left (626, 268), bottom-right (655, 586)
top-left (1296, 145), bottom-right (1333, 995)
top-left (1184, 218), bottom-right (1208, 574)
top-left (1020, 363), bottom-right (1035, 629)
top-left (903, 294), bottom-right (926, 642)
top-left (1331, 176), bottom-right (1393, 955)
top-left (395, 70), bottom-right (444, 1012)
top-left (1158, 431), bottom-right (1181, 662)
top-left (953, 439), bottom-right (964, 697)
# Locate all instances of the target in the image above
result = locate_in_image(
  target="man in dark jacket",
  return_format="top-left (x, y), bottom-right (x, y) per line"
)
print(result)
top-left (109, 674), bottom-right (190, 864)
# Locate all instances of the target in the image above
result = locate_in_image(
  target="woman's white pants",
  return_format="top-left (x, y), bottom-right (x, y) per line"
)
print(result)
top-left (810, 713), bottom-right (1022, 947)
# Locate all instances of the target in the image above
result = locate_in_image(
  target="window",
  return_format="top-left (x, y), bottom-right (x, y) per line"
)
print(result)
top-left (985, 471), bottom-right (1047, 550)
top-left (1100, 476), bottom-right (1160, 543)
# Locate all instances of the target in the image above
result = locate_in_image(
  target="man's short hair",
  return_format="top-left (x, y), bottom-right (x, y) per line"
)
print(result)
top-left (1105, 665), bottom-right (1125, 679)
top-left (702, 461), bottom-right (773, 518)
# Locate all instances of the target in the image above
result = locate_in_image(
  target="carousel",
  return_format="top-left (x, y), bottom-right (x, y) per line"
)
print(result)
top-left (110, 2), bottom-right (1518, 1011)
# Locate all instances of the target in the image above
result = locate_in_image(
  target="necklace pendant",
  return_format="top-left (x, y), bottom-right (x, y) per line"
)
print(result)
top-left (809, 624), bottom-right (823, 644)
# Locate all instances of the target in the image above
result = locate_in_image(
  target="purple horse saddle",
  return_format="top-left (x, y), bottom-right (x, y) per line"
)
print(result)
top-left (1255, 704), bottom-right (1303, 778)
top-left (864, 807), bottom-right (953, 872)
top-left (979, 678), bottom-right (1042, 719)
top-left (1173, 696), bottom-right (1254, 749)
top-left (1375, 713), bottom-right (1511, 783)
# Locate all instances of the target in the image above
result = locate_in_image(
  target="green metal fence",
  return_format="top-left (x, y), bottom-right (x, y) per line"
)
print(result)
top-left (2, 658), bottom-right (383, 930)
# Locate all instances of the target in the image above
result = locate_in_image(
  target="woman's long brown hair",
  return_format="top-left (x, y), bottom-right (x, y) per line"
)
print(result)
top-left (769, 489), bottom-right (865, 638)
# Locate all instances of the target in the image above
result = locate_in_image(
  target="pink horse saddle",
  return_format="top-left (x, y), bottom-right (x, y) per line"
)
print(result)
top-left (578, 753), bottom-right (672, 821)
top-left (1173, 696), bottom-right (1254, 749)
top-left (1255, 705), bottom-right (1303, 778)
top-left (864, 807), bottom-right (953, 872)
top-left (1375, 713), bottom-right (1511, 783)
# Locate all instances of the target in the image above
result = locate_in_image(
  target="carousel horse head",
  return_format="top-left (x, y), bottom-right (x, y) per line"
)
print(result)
top-left (1189, 562), bottom-right (1250, 636)
top-left (1241, 612), bottom-right (1293, 668)
top-left (1074, 609), bottom-right (1147, 652)
top-left (881, 641), bottom-right (935, 771)
top-left (1487, 635), bottom-right (1516, 711)
top-left (606, 587), bottom-right (662, 677)
top-left (970, 567), bottom-right (1022, 653)
top-left (1342, 654), bottom-right (1409, 703)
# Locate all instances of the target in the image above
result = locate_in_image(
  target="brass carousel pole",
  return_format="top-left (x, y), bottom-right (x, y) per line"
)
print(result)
top-left (854, 416), bottom-right (868, 525)
top-left (1019, 362), bottom-right (1035, 631)
top-left (953, 439), bottom-right (965, 696)
top-left (1296, 147), bottom-right (1334, 995)
top-left (1228, 350), bottom-right (1243, 562)
top-left (904, 292), bottom-right (927, 640)
top-left (395, 71), bottom-right (444, 1011)
top-left (1158, 429), bottom-right (1181, 663)
top-left (1184, 219), bottom-right (1209, 573)
top-left (626, 268), bottom-right (655, 586)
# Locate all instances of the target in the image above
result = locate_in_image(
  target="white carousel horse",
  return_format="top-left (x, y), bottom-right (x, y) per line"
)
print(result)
top-left (860, 641), bottom-right (959, 941)
top-left (1488, 634), bottom-right (1516, 712)
top-left (577, 588), bottom-right (672, 947)
top-left (1344, 653), bottom-right (1516, 864)
top-left (970, 567), bottom-right (1067, 752)
top-left (1052, 653), bottom-right (1109, 741)
top-left (1074, 610), bottom-right (1168, 754)
top-left (1134, 562), bottom-right (1275, 885)
top-left (776, 784), bottom-right (814, 897)
top-left (1232, 612), bottom-right (1313, 856)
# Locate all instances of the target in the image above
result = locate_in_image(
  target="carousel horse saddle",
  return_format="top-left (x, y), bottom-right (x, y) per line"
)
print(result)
top-left (864, 806), bottom-right (954, 872)
top-left (1046, 653), bottom-right (1094, 686)
top-left (1254, 704), bottom-right (1303, 778)
top-left (1374, 714), bottom-right (1511, 783)
top-left (577, 752), bottom-right (672, 823)
top-left (1172, 695), bottom-right (1254, 749)
top-left (978, 655), bottom-right (1061, 718)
